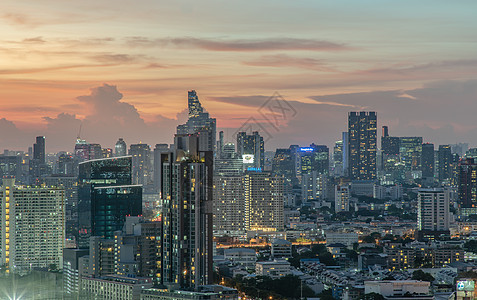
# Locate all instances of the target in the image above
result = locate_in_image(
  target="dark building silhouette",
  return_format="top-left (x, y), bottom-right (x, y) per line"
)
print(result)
top-left (421, 143), bottom-right (435, 178)
top-left (458, 158), bottom-right (477, 217)
top-left (348, 112), bottom-right (377, 180)
top-left (438, 145), bottom-right (453, 182)
top-left (160, 134), bottom-right (213, 290)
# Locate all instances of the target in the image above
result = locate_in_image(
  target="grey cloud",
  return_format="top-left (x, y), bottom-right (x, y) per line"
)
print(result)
top-left (243, 54), bottom-right (336, 71)
top-left (125, 36), bottom-right (351, 52)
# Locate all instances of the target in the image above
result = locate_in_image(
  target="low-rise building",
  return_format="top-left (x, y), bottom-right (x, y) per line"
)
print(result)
top-left (141, 285), bottom-right (239, 300)
top-left (81, 275), bottom-right (153, 300)
top-left (271, 239), bottom-right (292, 258)
top-left (364, 280), bottom-right (430, 298)
top-left (255, 260), bottom-right (291, 278)
top-left (223, 248), bottom-right (256, 269)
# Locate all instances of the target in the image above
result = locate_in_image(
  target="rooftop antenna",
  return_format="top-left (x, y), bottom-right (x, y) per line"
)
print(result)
top-left (77, 123), bottom-right (82, 140)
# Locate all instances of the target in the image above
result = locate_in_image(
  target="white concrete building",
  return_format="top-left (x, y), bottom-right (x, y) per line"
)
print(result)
top-left (81, 275), bottom-right (153, 300)
top-left (0, 178), bottom-right (65, 274)
top-left (364, 280), bottom-right (430, 297)
top-left (224, 248), bottom-right (256, 269)
top-left (255, 260), bottom-right (291, 278)
top-left (325, 232), bottom-right (358, 248)
top-left (418, 188), bottom-right (450, 231)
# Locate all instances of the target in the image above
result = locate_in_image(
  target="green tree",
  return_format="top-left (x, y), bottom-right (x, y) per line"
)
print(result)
top-left (412, 270), bottom-right (435, 282)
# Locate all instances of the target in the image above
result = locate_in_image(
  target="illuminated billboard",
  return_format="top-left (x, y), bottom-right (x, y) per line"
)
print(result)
top-left (242, 154), bottom-right (254, 164)
top-left (300, 147), bottom-right (314, 152)
top-left (457, 280), bottom-right (475, 291)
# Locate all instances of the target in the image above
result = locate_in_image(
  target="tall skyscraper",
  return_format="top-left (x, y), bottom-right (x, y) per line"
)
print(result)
top-left (417, 188), bottom-right (450, 232)
top-left (176, 90), bottom-right (216, 152)
top-left (348, 112), bottom-right (377, 180)
top-left (236, 131), bottom-right (265, 170)
top-left (77, 156), bottom-right (142, 248)
top-left (129, 143), bottom-right (152, 186)
top-left (458, 158), bottom-right (477, 217)
top-left (30, 136), bottom-right (49, 181)
top-left (421, 143), bottom-right (435, 178)
top-left (399, 137), bottom-right (423, 172)
top-left (153, 143), bottom-right (169, 194)
top-left (1, 178), bottom-right (65, 273)
top-left (439, 145), bottom-right (453, 182)
top-left (115, 138), bottom-right (127, 157)
top-left (160, 134), bottom-right (213, 290)
top-left (332, 140), bottom-right (344, 177)
top-left (298, 145), bottom-right (329, 177)
top-left (244, 171), bottom-right (284, 231)
top-left (74, 139), bottom-right (102, 162)
top-left (215, 142), bottom-right (243, 176)
top-left (33, 136), bottom-right (46, 164)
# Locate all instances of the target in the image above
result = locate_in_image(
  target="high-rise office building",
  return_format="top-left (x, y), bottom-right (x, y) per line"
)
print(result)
top-left (417, 188), bottom-right (450, 232)
top-left (272, 147), bottom-right (296, 193)
top-left (348, 112), bottom-right (377, 180)
top-left (421, 143), bottom-right (435, 178)
top-left (74, 139), bottom-right (102, 162)
top-left (77, 156), bottom-right (142, 248)
top-left (57, 153), bottom-right (77, 175)
top-left (302, 171), bottom-right (327, 203)
top-left (244, 171), bottom-right (284, 231)
top-left (381, 127), bottom-right (400, 156)
top-left (115, 138), bottom-right (127, 157)
top-left (439, 145), bottom-right (453, 182)
top-left (0, 178), bottom-right (65, 273)
top-left (236, 131), bottom-right (265, 170)
top-left (332, 140), bottom-right (344, 177)
top-left (335, 184), bottom-right (350, 213)
top-left (63, 248), bottom-right (89, 295)
top-left (160, 134), bottom-right (213, 290)
top-left (458, 158), bottom-right (477, 217)
top-left (215, 143), bottom-right (243, 176)
top-left (342, 132), bottom-right (349, 176)
top-left (44, 175), bottom-right (78, 241)
top-left (30, 136), bottom-right (49, 181)
top-left (176, 90), bottom-right (216, 152)
top-left (153, 143), bottom-right (169, 195)
top-left (298, 145), bottom-right (329, 177)
top-left (114, 216), bottom-right (162, 283)
top-left (33, 136), bottom-right (46, 164)
top-left (129, 143), bottom-right (152, 186)
top-left (399, 137), bottom-right (423, 172)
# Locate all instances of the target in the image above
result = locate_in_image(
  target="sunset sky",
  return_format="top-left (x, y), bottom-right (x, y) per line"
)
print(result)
top-left (1, 0), bottom-right (477, 152)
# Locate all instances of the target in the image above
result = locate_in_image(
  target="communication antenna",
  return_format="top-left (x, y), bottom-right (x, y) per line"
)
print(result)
top-left (77, 123), bottom-right (82, 140)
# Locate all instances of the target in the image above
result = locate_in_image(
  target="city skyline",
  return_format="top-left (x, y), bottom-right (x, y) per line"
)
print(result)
top-left (1, 1), bottom-right (477, 151)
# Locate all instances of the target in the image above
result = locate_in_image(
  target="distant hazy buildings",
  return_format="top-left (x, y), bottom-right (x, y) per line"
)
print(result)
top-left (115, 138), bottom-right (127, 157)
top-left (129, 143), bottom-right (152, 186)
top-left (421, 143), bottom-right (435, 178)
top-left (348, 112), bottom-right (377, 180)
